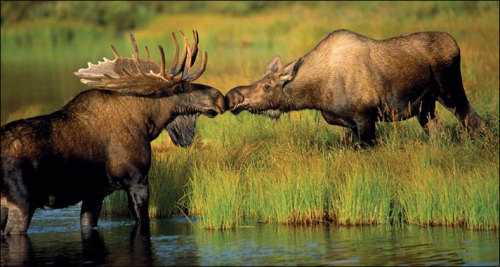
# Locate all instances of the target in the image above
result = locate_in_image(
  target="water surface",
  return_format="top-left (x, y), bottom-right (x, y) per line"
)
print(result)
top-left (1, 205), bottom-right (498, 266)
top-left (1, 59), bottom-right (84, 124)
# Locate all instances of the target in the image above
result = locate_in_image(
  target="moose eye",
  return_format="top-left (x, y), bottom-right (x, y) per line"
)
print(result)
top-left (263, 84), bottom-right (272, 91)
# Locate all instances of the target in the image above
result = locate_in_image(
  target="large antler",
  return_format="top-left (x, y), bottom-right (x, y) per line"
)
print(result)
top-left (74, 30), bottom-right (208, 96)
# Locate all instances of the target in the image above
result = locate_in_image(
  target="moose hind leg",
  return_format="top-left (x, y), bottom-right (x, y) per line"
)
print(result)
top-left (2, 166), bottom-right (35, 235)
top-left (417, 94), bottom-right (438, 135)
top-left (434, 58), bottom-right (483, 132)
top-left (4, 201), bottom-right (34, 235)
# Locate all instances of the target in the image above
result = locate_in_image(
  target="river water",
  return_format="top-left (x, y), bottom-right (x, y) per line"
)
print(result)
top-left (1, 205), bottom-right (498, 266)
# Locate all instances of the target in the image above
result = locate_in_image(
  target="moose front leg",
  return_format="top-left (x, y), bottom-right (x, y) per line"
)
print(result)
top-left (353, 116), bottom-right (376, 147)
top-left (1, 206), bottom-right (8, 232)
top-left (127, 181), bottom-right (150, 233)
top-left (321, 111), bottom-right (358, 145)
top-left (80, 198), bottom-right (103, 232)
top-left (106, 147), bottom-right (152, 233)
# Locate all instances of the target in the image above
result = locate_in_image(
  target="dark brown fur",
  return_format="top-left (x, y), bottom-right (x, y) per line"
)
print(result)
top-left (1, 84), bottom-right (225, 235)
top-left (226, 29), bottom-right (483, 145)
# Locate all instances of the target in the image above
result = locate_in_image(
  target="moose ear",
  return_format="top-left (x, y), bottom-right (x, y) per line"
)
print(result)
top-left (279, 58), bottom-right (303, 82)
top-left (266, 56), bottom-right (283, 74)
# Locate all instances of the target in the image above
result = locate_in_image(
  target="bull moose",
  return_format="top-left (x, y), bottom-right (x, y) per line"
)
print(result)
top-left (1, 31), bottom-right (225, 235)
top-left (225, 29), bottom-right (483, 145)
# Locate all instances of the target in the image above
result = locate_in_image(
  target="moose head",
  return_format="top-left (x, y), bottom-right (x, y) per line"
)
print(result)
top-left (225, 56), bottom-right (303, 119)
top-left (74, 31), bottom-right (225, 147)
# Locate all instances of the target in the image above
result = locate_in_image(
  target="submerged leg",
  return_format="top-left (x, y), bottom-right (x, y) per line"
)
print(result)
top-left (129, 223), bottom-right (153, 263)
top-left (2, 234), bottom-right (34, 266)
top-left (81, 228), bottom-right (108, 265)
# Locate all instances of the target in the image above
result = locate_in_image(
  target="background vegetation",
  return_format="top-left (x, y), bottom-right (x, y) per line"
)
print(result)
top-left (1, 1), bottom-right (498, 230)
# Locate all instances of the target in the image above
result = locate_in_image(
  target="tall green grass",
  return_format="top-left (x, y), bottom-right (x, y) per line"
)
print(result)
top-left (2, 2), bottom-right (499, 230)
top-left (183, 117), bottom-right (498, 230)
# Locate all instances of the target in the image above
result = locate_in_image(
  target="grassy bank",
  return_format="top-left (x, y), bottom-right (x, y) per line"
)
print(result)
top-left (101, 109), bottom-right (499, 230)
top-left (2, 2), bottom-right (499, 230)
top-left (103, 112), bottom-right (498, 230)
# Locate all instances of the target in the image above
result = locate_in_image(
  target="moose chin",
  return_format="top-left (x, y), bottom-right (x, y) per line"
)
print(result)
top-left (1, 31), bottom-right (225, 235)
top-left (225, 29), bottom-right (483, 146)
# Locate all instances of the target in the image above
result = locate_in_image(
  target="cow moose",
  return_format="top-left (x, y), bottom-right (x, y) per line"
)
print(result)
top-left (225, 29), bottom-right (483, 145)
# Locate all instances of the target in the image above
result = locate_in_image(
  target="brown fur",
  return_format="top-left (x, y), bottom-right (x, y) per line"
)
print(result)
top-left (1, 85), bottom-right (225, 235)
top-left (226, 29), bottom-right (483, 144)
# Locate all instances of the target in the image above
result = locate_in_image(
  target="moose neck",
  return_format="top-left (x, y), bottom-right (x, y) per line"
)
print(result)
top-left (143, 94), bottom-right (188, 140)
top-left (281, 62), bottom-right (322, 111)
top-left (112, 95), bottom-right (177, 142)
top-left (281, 57), bottom-right (330, 112)
top-left (71, 93), bottom-right (170, 143)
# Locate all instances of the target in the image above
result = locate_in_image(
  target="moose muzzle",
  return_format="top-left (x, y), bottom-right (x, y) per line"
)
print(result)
top-left (225, 87), bottom-right (246, 114)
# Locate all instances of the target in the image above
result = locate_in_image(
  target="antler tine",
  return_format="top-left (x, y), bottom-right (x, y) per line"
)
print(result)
top-left (129, 33), bottom-right (147, 76)
top-left (180, 31), bottom-right (193, 78)
top-left (158, 45), bottom-right (166, 78)
top-left (172, 31), bottom-right (188, 77)
top-left (168, 32), bottom-right (180, 76)
top-left (186, 51), bottom-right (207, 81)
top-left (190, 30), bottom-right (199, 66)
top-left (110, 45), bottom-right (120, 59)
top-left (129, 33), bottom-right (140, 61)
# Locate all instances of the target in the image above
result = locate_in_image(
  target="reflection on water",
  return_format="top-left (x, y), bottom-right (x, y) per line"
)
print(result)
top-left (1, 205), bottom-right (498, 266)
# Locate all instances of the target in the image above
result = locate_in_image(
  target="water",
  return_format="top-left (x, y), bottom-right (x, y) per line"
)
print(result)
top-left (1, 59), bottom-right (85, 124)
top-left (1, 205), bottom-right (498, 266)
